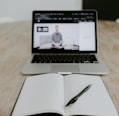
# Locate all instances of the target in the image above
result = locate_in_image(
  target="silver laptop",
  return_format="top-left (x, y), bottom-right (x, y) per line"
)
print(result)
top-left (22, 10), bottom-right (108, 75)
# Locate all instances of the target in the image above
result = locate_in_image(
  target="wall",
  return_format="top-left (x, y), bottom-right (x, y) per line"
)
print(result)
top-left (0, 0), bottom-right (82, 21)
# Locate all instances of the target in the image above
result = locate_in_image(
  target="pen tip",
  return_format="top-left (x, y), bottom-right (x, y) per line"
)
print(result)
top-left (65, 103), bottom-right (69, 107)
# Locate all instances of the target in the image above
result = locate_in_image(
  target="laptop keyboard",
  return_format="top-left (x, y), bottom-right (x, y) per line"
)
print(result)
top-left (31, 54), bottom-right (98, 63)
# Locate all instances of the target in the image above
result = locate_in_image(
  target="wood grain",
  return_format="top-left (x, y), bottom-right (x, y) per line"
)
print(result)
top-left (0, 20), bottom-right (119, 115)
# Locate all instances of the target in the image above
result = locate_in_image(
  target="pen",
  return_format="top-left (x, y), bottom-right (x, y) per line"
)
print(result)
top-left (65, 84), bottom-right (92, 107)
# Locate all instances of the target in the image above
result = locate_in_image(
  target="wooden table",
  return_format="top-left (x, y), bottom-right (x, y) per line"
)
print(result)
top-left (0, 20), bottom-right (119, 116)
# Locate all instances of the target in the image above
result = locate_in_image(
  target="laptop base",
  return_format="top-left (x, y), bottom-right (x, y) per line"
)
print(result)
top-left (22, 54), bottom-right (109, 75)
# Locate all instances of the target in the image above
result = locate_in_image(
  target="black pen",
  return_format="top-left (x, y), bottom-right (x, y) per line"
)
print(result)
top-left (65, 84), bottom-right (92, 107)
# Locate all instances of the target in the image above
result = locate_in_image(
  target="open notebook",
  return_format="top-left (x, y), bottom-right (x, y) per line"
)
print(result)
top-left (11, 74), bottom-right (118, 116)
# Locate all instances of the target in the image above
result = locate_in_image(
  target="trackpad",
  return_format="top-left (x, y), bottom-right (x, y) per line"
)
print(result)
top-left (51, 64), bottom-right (79, 72)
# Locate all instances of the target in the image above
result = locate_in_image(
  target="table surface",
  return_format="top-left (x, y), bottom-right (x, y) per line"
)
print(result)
top-left (0, 20), bottom-right (119, 116)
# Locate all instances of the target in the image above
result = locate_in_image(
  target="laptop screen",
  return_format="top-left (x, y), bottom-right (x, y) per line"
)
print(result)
top-left (32, 11), bottom-right (97, 53)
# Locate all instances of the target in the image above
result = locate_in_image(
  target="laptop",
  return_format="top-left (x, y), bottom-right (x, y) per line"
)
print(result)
top-left (22, 10), bottom-right (109, 75)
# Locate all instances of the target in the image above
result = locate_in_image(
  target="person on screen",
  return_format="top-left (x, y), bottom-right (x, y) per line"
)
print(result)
top-left (52, 25), bottom-right (63, 49)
